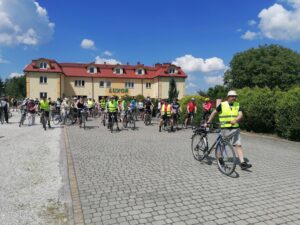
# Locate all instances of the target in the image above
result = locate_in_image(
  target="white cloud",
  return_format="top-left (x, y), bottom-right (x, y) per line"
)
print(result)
top-left (172, 54), bottom-right (226, 73)
top-left (204, 76), bottom-right (224, 85)
top-left (248, 20), bottom-right (257, 26)
top-left (80, 39), bottom-right (96, 50)
top-left (0, 0), bottom-right (54, 46)
top-left (241, 30), bottom-right (259, 40)
top-left (95, 56), bottom-right (121, 65)
top-left (103, 50), bottom-right (113, 57)
top-left (9, 72), bottom-right (23, 78)
top-left (186, 82), bottom-right (197, 88)
top-left (257, 1), bottom-right (300, 40)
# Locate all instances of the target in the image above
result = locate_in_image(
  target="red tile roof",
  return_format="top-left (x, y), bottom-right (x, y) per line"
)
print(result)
top-left (24, 58), bottom-right (187, 79)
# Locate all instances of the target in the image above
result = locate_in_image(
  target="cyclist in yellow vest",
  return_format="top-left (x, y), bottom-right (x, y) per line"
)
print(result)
top-left (106, 96), bottom-right (120, 131)
top-left (100, 97), bottom-right (107, 111)
top-left (87, 98), bottom-right (94, 116)
top-left (159, 99), bottom-right (173, 132)
top-left (205, 90), bottom-right (252, 170)
top-left (39, 96), bottom-right (51, 128)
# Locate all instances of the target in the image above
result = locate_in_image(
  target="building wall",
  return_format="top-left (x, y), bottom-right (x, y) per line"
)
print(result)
top-left (159, 77), bottom-right (186, 99)
top-left (26, 72), bottom-right (186, 100)
top-left (26, 72), bottom-right (61, 99)
top-left (64, 77), bottom-right (93, 98)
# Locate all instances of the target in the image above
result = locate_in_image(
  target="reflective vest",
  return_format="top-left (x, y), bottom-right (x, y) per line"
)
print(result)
top-left (40, 100), bottom-right (50, 111)
top-left (87, 100), bottom-right (94, 108)
top-left (100, 100), bottom-right (106, 108)
top-left (161, 104), bottom-right (171, 116)
top-left (219, 101), bottom-right (239, 128)
top-left (108, 101), bottom-right (117, 113)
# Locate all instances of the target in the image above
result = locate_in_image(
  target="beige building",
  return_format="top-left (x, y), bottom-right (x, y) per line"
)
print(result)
top-left (24, 58), bottom-right (187, 100)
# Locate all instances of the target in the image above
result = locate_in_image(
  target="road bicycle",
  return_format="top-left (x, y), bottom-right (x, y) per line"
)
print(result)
top-left (191, 124), bottom-right (237, 176)
top-left (65, 108), bottom-right (77, 126)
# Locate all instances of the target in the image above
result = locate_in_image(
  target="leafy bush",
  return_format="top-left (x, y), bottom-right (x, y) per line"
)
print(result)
top-left (275, 87), bottom-right (300, 141)
top-left (178, 95), bottom-right (205, 126)
top-left (237, 87), bottom-right (276, 133)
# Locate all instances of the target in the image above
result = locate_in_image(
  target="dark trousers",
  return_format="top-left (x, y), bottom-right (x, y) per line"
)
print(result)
top-left (1, 105), bottom-right (9, 123)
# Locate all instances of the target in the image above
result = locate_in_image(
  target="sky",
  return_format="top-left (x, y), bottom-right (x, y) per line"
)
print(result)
top-left (0, 0), bottom-right (300, 94)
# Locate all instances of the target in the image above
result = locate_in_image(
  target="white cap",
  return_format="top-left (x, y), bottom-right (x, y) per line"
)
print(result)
top-left (227, 90), bottom-right (238, 96)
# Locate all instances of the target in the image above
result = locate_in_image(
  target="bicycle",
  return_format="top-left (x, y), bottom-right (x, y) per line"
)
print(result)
top-left (19, 108), bottom-right (27, 127)
top-left (163, 116), bottom-right (173, 132)
top-left (101, 110), bottom-right (107, 126)
top-left (108, 113), bottom-right (117, 132)
top-left (40, 110), bottom-right (47, 130)
top-left (144, 110), bottom-right (152, 126)
top-left (191, 124), bottom-right (237, 176)
top-left (80, 108), bottom-right (88, 129)
top-left (123, 108), bottom-right (135, 130)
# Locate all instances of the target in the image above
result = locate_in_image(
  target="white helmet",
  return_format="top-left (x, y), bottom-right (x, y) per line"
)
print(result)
top-left (227, 90), bottom-right (238, 96)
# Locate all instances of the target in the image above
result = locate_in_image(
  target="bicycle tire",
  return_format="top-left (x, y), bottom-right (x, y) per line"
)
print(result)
top-left (53, 115), bottom-right (61, 125)
top-left (0, 112), bottom-right (4, 124)
top-left (19, 114), bottom-right (25, 127)
top-left (131, 118), bottom-right (135, 130)
top-left (65, 114), bottom-right (73, 126)
top-left (215, 141), bottom-right (236, 176)
top-left (191, 133), bottom-right (208, 161)
top-left (123, 117), bottom-right (128, 128)
top-left (42, 115), bottom-right (46, 130)
top-left (110, 120), bottom-right (114, 133)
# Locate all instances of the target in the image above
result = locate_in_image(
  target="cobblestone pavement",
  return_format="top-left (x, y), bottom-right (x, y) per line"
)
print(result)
top-left (67, 117), bottom-right (300, 225)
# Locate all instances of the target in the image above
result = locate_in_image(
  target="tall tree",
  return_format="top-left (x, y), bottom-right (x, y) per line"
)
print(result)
top-left (224, 44), bottom-right (300, 90)
top-left (207, 85), bottom-right (229, 100)
top-left (4, 76), bottom-right (26, 98)
top-left (0, 78), bottom-right (4, 96)
top-left (168, 77), bottom-right (179, 101)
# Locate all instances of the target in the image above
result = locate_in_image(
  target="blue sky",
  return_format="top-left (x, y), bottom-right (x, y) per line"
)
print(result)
top-left (1, 0), bottom-right (300, 93)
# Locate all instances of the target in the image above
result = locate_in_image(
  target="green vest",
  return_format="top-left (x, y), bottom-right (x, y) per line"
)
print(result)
top-left (40, 100), bottom-right (50, 111)
top-left (108, 101), bottom-right (117, 113)
top-left (219, 101), bottom-right (239, 128)
top-left (122, 100), bottom-right (128, 110)
top-left (100, 100), bottom-right (106, 108)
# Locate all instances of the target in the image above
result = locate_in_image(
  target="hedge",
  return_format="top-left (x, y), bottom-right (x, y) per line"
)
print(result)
top-left (275, 86), bottom-right (300, 141)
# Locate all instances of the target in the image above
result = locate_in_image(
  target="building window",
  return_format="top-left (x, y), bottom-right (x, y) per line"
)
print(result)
top-left (40, 92), bottom-right (47, 99)
top-left (114, 68), bottom-right (123, 74)
top-left (39, 62), bottom-right (48, 69)
top-left (136, 69), bottom-right (144, 75)
top-left (99, 81), bottom-right (104, 88)
top-left (146, 82), bottom-right (151, 89)
top-left (125, 82), bottom-right (134, 89)
top-left (88, 67), bottom-right (97, 74)
top-left (39, 76), bottom-right (47, 84)
top-left (106, 81), bottom-right (111, 88)
top-left (75, 80), bottom-right (85, 87)
top-left (168, 68), bottom-right (177, 74)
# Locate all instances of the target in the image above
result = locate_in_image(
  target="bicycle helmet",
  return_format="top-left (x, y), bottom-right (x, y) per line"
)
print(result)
top-left (227, 90), bottom-right (237, 97)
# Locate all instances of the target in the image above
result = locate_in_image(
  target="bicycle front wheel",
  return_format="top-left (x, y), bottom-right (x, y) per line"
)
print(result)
top-left (191, 134), bottom-right (207, 161)
top-left (53, 114), bottom-right (61, 125)
top-left (215, 141), bottom-right (236, 176)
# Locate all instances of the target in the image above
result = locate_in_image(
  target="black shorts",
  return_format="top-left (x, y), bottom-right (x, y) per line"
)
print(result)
top-left (186, 112), bottom-right (194, 119)
top-left (161, 114), bottom-right (171, 121)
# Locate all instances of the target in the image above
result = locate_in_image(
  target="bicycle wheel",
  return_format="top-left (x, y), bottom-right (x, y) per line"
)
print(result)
top-left (145, 114), bottom-right (151, 126)
top-left (65, 114), bottom-right (73, 126)
top-left (0, 112), bottom-right (4, 124)
top-left (191, 133), bottom-right (207, 161)
top-left (110, 120), bottom-right (114, 132)
top-left (215, 141), bottom-right (236, 176)
top-left (123, 117), bottom-right (128, 128)
top-left (42, 115), bottom-right (46, 130)
top-left (19, 114), bottom-right (25, 127)
top-left (131, 118), bottom-right (135, 130)
top-left (53, 114), bottom-right (61, 125)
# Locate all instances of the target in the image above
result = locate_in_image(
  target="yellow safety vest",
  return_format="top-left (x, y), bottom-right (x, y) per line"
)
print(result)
top-left (100, 100), bottom-right (106, 108)
top-left (40, 100), bottom-right (50, 111)
top-left (108, 101), bottom-right (117, 113)
top-left (161, 104), bottom-right (171, 116)
top-left (219, 101), bottom-right (239, 128)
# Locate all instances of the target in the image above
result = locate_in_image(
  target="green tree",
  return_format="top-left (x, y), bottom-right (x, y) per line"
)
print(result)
top-left (0, 78), bottom-right (5, 96)
top-left (4, 76), bottom-right (26, 98)
top-left (168, 77), bottom-right (179, 101)
top-left (207, 85), bottom-right (229, 100)
top-left (224, 44), bottom-right (300, 90)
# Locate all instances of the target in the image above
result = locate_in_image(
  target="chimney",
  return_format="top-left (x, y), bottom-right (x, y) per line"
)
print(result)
top-left (155, 63), bottom-right (162, 68)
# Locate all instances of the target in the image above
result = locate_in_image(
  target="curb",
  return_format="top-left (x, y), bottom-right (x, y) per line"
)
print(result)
top-left (64, 126), bottom-right (85, 225)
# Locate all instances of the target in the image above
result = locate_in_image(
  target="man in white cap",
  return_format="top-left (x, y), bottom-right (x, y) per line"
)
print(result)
top-left (205, 90), bottom-right (252, 170)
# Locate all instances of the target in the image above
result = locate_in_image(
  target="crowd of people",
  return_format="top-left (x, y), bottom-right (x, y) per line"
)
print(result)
top-left (1, 90), bottom-right (251, 170)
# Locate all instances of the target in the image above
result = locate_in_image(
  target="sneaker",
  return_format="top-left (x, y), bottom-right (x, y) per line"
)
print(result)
top-left (240, 162), bottom-right (252, 170)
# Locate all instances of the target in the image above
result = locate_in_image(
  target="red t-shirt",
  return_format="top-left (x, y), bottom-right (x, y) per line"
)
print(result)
top-left (187, 102), bottom-right (196, 113)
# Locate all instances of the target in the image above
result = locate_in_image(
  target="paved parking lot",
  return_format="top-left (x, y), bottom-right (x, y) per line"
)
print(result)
top-left (66, 117), bottom-right (300, 225)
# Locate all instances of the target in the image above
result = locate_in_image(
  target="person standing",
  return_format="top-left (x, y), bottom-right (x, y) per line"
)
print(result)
top-left (0, 96), bottom-right (9, 123)
top-left (205, 90), bottom-right (252, 170)
top-left (39, 96), bottom-right (51, 128)
top-left (184, 98), bottom-right (197, 128)
top-left (202, 97), bottom-right (212, 122)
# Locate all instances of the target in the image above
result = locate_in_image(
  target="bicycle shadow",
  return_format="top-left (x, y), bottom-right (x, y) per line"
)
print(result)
top-left (201, 156), bottom-right (240, 178)
top-left (84, 125), bottom-right (99, 130)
